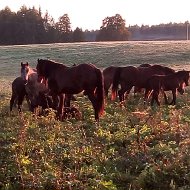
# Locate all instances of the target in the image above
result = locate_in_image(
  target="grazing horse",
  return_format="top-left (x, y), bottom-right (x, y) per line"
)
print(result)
top-left (10, 76), bottom-right (31, 112)
top-left (36, 59), bottom-right (104, 121)
top-left (134, 63), bottom-right (151, 96)
top-left (144, 70), bottom-right (189, 106)
top-left (103, 64), bottom-right (152, 98)
top-left (103, 66), bottom-right (118, 98)
top-left (111, 64), bottom-right (175, 102)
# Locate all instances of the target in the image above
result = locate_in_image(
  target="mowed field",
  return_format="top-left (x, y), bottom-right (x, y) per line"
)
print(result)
top-left (1, 41), bottom-right (190, 190)
top-left (1, 40), bottom-right (190, 78)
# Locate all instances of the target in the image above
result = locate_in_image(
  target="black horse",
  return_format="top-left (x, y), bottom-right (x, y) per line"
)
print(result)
top-left (36, 59), bottom-right (105, 121)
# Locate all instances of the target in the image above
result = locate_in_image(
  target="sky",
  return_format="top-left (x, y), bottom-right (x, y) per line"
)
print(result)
top-left (0, 0), bottom-right (190, 30)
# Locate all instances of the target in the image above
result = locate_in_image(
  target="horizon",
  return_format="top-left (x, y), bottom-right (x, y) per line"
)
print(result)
top-left (0, 0), bottom-right (190, 30)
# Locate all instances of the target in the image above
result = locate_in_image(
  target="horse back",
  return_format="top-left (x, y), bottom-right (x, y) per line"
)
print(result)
top-left (103, 66), bottom-right (118, 85)
top-left (120, 66), bottom-right (138, 84)
top-left (137, 65), bottom-right (174, 87)
top-left (12, 77), bottom-right (26, 94)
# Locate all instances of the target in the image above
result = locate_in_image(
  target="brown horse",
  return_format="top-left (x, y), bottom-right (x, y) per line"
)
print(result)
top-left (111, 64), bottom-right (175, 102)
top-left (144, 70), bottom-right (189, 106)
top-left (36, 59), bottom-right (104, 121)
top-left (103, 66), bottom-right (118, 98)
top-left (103, 64), bottom-right (152, 98)
top-left (133, 63), bottom-right (152, 96)
top-left (10, 76), bottom-right (31, 112)
top-left (21, 62), bottom-right (49, 111)
top-left (21, 62), bottom-right (77, 112)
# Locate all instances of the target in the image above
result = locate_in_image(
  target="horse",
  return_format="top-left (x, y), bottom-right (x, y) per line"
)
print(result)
top-left (21, 62), bottom-right (48, 111)
top-left (10, 76), bottom-right (31, 112)
top-left (103, 64), bottom-right (152, 99)
top-left (111, 64), bottom-right (175, 102)
top-left (133, 63), bottom-right (151, 96)
top-left (36, 59), bottom-right (105, 121)
top-left (36, 92), bottom-right (81, 120)
top-left (144, 70), bottom-right (190, 106)
top-left (103, 66), bottom-right (118, 98)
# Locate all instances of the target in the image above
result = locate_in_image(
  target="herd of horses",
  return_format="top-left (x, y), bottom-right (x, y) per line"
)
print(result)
top-left (10, 59), bottom-right (190, 121)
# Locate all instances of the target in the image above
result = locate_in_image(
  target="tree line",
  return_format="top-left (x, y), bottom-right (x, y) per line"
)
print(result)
top-left (0, 5), bottom-right (189, 45)
top-left (0, 6), bottom-right (130, 45)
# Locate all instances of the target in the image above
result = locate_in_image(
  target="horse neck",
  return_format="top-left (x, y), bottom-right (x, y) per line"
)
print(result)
top-left (27, 69), bottom-right (38, 84)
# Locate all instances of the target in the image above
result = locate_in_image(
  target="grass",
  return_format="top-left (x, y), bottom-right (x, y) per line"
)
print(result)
top-left (1, 41), bottom-right (190, 190)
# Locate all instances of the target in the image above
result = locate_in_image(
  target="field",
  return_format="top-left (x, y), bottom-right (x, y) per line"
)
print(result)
top-left (1, 41), bottom-right (190, 190)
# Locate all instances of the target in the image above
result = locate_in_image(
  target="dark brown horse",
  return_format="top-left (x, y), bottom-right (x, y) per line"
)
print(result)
top-left (10, 76), bottom-right (55, 113)
top-left (10, 77), bottom-right (31, 112)
top-left (144, 70), bottom-right (189, 106)
top-left (36, 59), bottom-right (104, 121)
top-left (103, 64), bottom-right (152, 98)
top-left (134, 63), bottom-right (152, 96)
top-left (21, 62), bottom-right (77, 112)
top-left (103, 66), bottom-right (118, 98)
top-left (111, 64), bottom-right (175, 102)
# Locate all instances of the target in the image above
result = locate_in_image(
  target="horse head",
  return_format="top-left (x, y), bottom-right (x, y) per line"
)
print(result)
top-left (177, 83), bottom-right (185, 95)
top-left (36, 59), bottom-right (49, 83)
top-left (184, 71), bottom-right (190, 86)
top-left (180, 70), bottom-right (190, 86)
top-left (21, 62), bottom-right (30, 84)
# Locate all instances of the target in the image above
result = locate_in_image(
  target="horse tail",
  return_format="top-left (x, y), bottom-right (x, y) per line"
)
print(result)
top-left (95, 68), bottom-right (105, 116)
top-left (111, 67), bottom-right (121, 100)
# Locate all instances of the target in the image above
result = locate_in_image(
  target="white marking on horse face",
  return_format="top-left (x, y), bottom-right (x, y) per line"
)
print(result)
top-left (21, 69), bottom-right (28, 81)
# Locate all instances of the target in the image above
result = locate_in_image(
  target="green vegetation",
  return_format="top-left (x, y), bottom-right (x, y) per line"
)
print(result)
top-left (1, 41), bottom-right (190, 190)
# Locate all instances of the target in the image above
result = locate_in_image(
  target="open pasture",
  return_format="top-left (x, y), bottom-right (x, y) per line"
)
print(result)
top-left (1, 41), bottom-right (190, 190)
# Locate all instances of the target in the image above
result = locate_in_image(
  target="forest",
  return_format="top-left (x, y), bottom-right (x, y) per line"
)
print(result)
top-left (0, 5), bottom-right (189, 45)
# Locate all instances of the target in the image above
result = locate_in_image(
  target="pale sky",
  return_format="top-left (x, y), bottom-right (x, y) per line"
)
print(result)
top-left (0, 0), bottom-right (190, 30)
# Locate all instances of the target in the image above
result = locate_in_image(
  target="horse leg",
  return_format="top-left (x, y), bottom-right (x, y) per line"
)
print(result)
top-left (144, 88), bottom-right (152, 105)
top-left (52, 94), bottom-right (60, 110)
top-left (64, 94), bottom-right (73, 107)
top-left (170, 90), bottom-right (177, 105)
top-left (57, 93), bottom-right (65, 121)
top-left (17, 93), bottom-right (25, 113)
top-left (86, 92), bottom-right (99, 121)
top-left (155, 90), bottom-right (160, 106)
top-left (163, 92), bottom-right (169, 104)
top-left (10, 93), bottom-right (17, 112)
top-left (118, 86), bottom-right (132, 103)
top-left (25, 94), bottom-right (31, 110)
top-left (104, 88), bottom-right (109, 98)
top-left (151, 90), bottom-right (160, 106)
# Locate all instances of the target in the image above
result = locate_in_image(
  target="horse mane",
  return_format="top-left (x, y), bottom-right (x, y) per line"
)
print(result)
top-left (38, 59), bottom-right (67, 67)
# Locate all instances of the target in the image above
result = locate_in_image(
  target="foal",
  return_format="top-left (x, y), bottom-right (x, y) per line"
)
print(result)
top-left (10, 76), bottom-right (30, 112)
top-left (21, 62), bottom-right (49, 111)
top-left (144, 70), bottom-right (189, 106)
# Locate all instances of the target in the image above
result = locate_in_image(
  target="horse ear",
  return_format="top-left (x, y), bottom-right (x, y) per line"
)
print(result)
top-left (21, 62), bottom-right (23, 66)
top-left (26, 62), bottom-right (29, 66)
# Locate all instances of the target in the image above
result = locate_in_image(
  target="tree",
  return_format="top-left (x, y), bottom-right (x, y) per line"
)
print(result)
top-left (0, 6), bottom-right (17, 44)
top-left (96, 14), bottom-right (130, 41)
top-left (16, 5), bottom-right (46, 44)
top-left (43, 10), bottom-right (57, 43)
top-left (55, 14), bottom-right (72, 42)
top-left (72, 27), bottom-right (85, 42)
